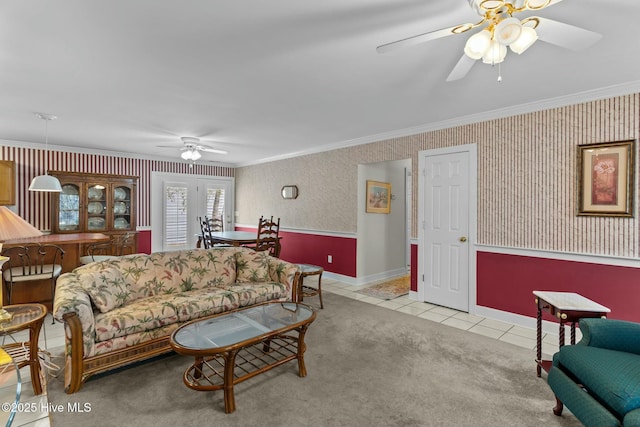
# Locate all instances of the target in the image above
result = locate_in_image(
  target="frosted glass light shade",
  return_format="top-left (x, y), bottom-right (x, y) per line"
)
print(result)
top-left (482, 40), bottom-right (507, 64)
top-left (495, 17), bottom-right (522, 45)
top-left (510, 26), bottom-right (538, 54)
top-left (464, 30), bottom-right (492, 60)
top-left (29, 174), bottom-right (62, 192)
top-left (181, 149), bottom-right (201, 161)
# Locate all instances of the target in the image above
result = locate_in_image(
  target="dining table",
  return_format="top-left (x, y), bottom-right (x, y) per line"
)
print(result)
top-left (196, 231), bottom-right (281, 254)
top-left (208, 231), bottom-right (260, 246)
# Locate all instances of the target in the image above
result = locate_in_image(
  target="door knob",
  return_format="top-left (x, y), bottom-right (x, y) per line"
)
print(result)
top-left (459, 236), bottom-right (467, 242)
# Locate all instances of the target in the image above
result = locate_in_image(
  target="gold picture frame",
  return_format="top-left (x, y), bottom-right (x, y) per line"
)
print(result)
top-left (577, 140), bottom-right (634, 217)
top-left (366, 180), bottom-right (391, 214)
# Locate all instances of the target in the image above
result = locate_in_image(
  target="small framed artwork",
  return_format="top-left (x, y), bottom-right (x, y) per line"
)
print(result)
top-left (577, 140), bottom-right (634, 217)
top-left (366, 180), bottom-right (391, 214)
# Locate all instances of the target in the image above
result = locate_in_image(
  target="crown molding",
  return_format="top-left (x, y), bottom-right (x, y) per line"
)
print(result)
top-left (236, 81), bottom-right (640, 167)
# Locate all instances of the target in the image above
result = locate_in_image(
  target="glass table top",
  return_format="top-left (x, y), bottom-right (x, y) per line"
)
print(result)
top-left (173, 302), bottom-right (314, 350)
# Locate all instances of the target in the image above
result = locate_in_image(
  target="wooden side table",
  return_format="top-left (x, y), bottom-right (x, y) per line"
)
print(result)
top-left (0, 304), bottom-right (47, 394)
top-left (533, 291), bottom-right (610, 377)
top-left (297, 264), bottom-right (324, 309)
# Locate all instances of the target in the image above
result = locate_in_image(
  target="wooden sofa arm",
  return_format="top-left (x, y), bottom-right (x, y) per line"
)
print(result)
top-left (62, 312), bottom-right (86, 394)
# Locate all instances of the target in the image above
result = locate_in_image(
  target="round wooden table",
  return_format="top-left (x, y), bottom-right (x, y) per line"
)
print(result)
top-left (0, 304), bottom-right (47, 395)
top-left (297, 264), bottom-right (324, 309)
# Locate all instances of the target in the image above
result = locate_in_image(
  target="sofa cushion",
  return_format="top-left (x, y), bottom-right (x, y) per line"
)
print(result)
top-left (94, 294), bottom-right (182, 342)
top-left (554, 345), bottom-right (640, 416)
top-left (79, 267), bottom-right (134, 313)
top-left (236, 250), bottom-right (271, 283)
top-left (100, 249), bottom-right (239, 302)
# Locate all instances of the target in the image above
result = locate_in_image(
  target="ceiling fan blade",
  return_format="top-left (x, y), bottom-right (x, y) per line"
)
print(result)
top-left (197, 144), bottom-right (228, 155)
top-left (534, 17), bottom-right (602, 51)
top-left (376, 25), bottom-right (464, 54)
top-left (446, 54), bottom-right (476, 82)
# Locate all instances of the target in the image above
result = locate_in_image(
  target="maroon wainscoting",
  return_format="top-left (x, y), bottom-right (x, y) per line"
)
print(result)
top-left (477, 251), bottom-right (640, 322)
top-left (137, 230), bottom-right (152, 254)
top-left (235, 226), bottom-right (357, 277)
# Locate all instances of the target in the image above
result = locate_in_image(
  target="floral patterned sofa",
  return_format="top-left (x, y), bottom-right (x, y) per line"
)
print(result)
top-left (53, 246), bottom-right (300, 394)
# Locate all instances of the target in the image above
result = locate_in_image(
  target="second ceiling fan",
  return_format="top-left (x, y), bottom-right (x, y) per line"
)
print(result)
top-left (377, 0), bottom-right (602, 81)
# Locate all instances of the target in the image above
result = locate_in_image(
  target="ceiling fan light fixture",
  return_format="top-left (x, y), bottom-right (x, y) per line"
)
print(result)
top-left (464, 29), bottom-right (492, 60)
top-left (478, 0), bottom-right (505, 11)
top-left (524, 0), bottom-right (551, 10)
top-left (510, 25), bottom-right (538, 54)
top-left (191, 149), bottom-right (202, 161)
top-left (482, 40), bottom-right (507, 64)
top-left (181, 136), bottom-right (200, 145)
top-left (495, 17), bottom-right (522, 45)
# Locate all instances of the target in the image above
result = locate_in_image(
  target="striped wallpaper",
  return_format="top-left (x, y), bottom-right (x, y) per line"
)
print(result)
top-left (236, 93), bottom-right (640, 259)
top-left (0, 146), bottom-right (234, 231)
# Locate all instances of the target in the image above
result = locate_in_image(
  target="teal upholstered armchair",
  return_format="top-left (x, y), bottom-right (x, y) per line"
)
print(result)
top-left (547, 318), bottom-right (640, 427)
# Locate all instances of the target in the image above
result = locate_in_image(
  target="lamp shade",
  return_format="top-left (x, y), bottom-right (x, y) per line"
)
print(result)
top-left (464, 30), bottom-right (492, 60)
top-left (495, 17), bottom-right (522, 45)
top-left (29, 174), bottom-right (63, 192)
top-left (0, 206), bottom-right (43, 241)
top-left (482, 40), bottom-right (507, 64)
top-left (510, 26), bottom-right (538, 54)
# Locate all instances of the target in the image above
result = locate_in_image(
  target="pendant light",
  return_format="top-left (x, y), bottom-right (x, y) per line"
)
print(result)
top-left (29, 112), bottom-right (62, 192)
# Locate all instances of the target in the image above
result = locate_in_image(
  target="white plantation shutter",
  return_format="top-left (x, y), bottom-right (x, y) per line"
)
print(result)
top-left (164, 185), bottom-right (188, 246)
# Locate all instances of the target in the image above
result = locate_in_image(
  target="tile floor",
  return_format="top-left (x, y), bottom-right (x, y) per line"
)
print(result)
top-left (319, 276), bottom-right (572, 361)
top-left (0, 275), bottom-right (574, 426)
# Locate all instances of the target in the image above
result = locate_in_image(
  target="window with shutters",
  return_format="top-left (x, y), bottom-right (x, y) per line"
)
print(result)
top-left (164, 185), bottom-right (188, 247)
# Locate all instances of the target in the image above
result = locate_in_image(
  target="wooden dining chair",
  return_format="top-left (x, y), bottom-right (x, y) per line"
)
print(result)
top-left (255, 216), bottom-right (281, 257)
top-left (79, 232), bottom-right (135, 265)
top-left (1, 244), bottom-right (65, 322)
top-left (199, 215), bottom-right (225, 249)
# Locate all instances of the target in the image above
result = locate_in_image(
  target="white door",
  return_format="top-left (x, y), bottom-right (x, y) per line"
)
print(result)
top-left (151, 173), bottom-right (234, 253)
top-left (419, 146), bottom-right (475, 312)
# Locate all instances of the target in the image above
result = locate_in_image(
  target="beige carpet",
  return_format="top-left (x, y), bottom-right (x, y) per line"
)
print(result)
top-left (45, 292), bottom-right (580, 427)
top-left (356, 274), bottom-right (410, 300)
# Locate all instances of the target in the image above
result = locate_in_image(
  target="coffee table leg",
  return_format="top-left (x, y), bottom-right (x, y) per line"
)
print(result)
top-left (194, 357), bottom-right (204, 379)
top-left (297, 326), bottom-right (310, 378)
top-left (29, 320), bottom-right (44, 395)
top-left (223, 350), bottom-right (238, 413)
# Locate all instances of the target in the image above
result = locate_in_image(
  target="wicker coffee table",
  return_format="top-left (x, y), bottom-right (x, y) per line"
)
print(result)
top-left (169, 301), bottom-right (316, 413)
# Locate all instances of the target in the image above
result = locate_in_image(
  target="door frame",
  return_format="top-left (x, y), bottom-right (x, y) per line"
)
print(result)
top-left (150, 172), bottom-right (235, 253)
top-left (417, 144), bottom-right (478, 314)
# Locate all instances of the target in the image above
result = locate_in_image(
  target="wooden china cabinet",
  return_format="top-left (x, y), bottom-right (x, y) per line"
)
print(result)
top-left (50, 171), bottom-right (138, 254)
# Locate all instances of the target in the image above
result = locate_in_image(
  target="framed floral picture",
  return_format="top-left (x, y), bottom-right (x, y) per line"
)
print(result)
top-left (366, 180), bottom-right (391, 214)
top-left (577, 140), bottom-right (634, 217)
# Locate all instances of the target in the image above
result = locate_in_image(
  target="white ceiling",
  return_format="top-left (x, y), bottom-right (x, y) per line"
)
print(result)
top-left (1, 0), bottom-right (639, 167)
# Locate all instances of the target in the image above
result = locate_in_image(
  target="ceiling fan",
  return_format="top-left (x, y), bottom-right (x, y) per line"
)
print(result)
top-left (160, 137), bottom-right (228, 162)
top-left (376, 0), bottom-right (602, 82)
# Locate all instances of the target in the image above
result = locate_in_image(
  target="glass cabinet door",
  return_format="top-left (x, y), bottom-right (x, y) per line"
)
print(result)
top-left (87, 184), bottom-right (107, 231)
top-left (113, 185), bottom-right (132, 230)
top-left (58, 184), bottom-right (80, 231)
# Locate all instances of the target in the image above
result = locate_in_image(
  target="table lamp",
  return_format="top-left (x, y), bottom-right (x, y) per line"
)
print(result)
top-left (0, 207), bottom-right (44, 322)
